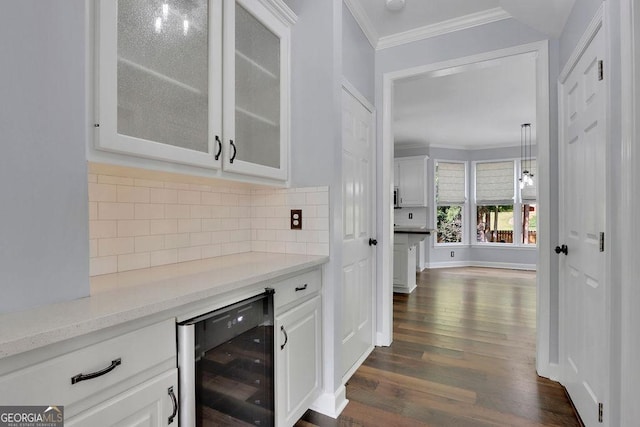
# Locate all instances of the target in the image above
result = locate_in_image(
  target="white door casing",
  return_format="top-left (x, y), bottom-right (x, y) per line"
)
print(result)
top-left (341, 82), bottom-right (376, 381)
top-left (559, 16), bottom-right (609, 426)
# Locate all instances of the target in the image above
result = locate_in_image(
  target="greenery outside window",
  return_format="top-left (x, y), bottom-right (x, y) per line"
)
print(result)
top-left (435, 161), bottom-right (466, 244)
top-left (476, 205), bottom-right (514, 243)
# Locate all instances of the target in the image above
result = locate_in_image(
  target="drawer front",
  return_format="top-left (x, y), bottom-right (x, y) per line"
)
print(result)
top-left (0, 319), bottom-right (175, 407)
top-left (274, 269), bottom-right (321, 310)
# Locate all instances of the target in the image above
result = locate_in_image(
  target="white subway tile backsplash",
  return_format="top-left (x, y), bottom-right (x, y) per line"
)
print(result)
top-left (117, 220), bottom-right (150, 237)
top-left (88, 183), bottom-right (117, 202)
top-left (150, 219), bottom-right (178, 235)
top-left (117, 186), bottom-right (150, 203)
top-left (98, 203), bottom-right (134, 220)
top-left (165, 233), bottom-right (191, 249)
top-left (135, 235), bottom-right (164, 253)
top-left (89, 220), bottom-right (117, 239)
top-left (165, 204), bottom-right (191, 219)
top-left (98, 237), bottom-right (134, 257)
top-left (178, 190), bottom-right (200, 205)
top-left (118, 253), bottom-right (150, 272)
top-left (150, 188), bottom-right (178, 204)
top-left (150, 249), bottom-right (178, 267)
top-left (190, 232), bottom-right (212, 246)
top-left (178, 218), bottom-right (202, 233)
top-left (90, 256), bottom-right (118, 276)
top-left (178, 246), bottom-right (201, 262)
top-left (135, 204), bottom-right (165, 220)
top-left (89, 169), bottom-right (329, 276)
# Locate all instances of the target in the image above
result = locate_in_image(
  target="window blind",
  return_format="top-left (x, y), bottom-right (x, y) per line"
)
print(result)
top-left (475, 161), bottom-right (515, 204)
top-left (521, 159), bottom-right (537, 201)
top-left (436, 162), bottom-right (466, 204)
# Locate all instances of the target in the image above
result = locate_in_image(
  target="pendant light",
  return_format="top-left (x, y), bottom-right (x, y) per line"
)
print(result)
top-left (520, 123), bottom-right (533, 189)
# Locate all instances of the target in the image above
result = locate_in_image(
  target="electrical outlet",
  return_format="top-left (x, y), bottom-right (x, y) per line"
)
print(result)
top-left (408, 213), bottom-right (413, 219)
top-left (290, 209), bottom-right (302, 230)
top-left (450, 251), bottom-right (455, 258)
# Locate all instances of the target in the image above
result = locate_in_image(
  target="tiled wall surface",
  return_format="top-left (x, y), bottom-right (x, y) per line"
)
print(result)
top-left (88, 165), bottom-right (329, 276)
top-left (251, 188), bottom-right (329, 256)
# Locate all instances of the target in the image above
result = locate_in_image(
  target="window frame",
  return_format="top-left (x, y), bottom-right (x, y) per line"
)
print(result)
top-left (433, 160), bottom-right (468, 246)
top-left (471, 158), bottom-right (538, 248)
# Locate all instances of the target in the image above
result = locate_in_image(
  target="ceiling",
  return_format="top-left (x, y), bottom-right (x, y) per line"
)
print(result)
top-left (344, 0), bottom-right (573, 150)
top-left (345, 0), bottom-right (575, 48)
top-left (393, 53), bottom-right (537, 150)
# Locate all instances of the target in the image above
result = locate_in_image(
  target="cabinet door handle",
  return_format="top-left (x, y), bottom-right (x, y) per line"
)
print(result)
top-left (230, 139), bottom-right (237, 163)
top-left (295, 284), bottom-right (308, 292)
top-left (280, 325), bottom-right (288, 350)
top-left (168, 386), bottom-right (179, 424)
top-left (71, 358), bottom-right (122, 384)
top-left (215, 135), bottom-right (222, 160)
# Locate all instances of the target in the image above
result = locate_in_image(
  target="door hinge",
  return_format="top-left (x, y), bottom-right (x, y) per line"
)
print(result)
top-left (599, 232), bottom-right (605, 252)
top-left (598, 60), bottom-right (604, 81)
top-left (598, 402), bottom-right (603, 423)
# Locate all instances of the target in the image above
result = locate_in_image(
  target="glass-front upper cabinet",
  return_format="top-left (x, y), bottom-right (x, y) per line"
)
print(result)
top-left (96, 0), bottom-right (293, 181)
top-left (96, 0), bottom-right (223, 168)
top-left (222, 0), bottom-right (290, 180)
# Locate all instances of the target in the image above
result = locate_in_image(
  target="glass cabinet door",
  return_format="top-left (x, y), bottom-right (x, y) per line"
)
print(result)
top-left (97, 0), bottom-right (222, 168)
top-left (223, 0), bottom-right (289, 180)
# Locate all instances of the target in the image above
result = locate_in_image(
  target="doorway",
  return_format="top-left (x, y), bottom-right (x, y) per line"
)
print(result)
top-left (378, 41), bottom-right (553, 378)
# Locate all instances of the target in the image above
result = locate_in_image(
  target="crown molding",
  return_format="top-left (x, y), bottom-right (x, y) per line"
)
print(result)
top-left (257, 0), bottom-right (297, 25)
top-left (377, 7), bottom-right (511, 50)
top-left (343, 0), bottom-right (378, 49)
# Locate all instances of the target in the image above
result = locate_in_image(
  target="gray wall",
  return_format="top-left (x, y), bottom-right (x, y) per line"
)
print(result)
top-left (342, 3), bottom-right (375, 104)
top-left (559, 0), bottom-right (604, 67)
top-left (286, 0), bottom-right (346, 405)
top-left (0, 1), bottom-right (90, 313)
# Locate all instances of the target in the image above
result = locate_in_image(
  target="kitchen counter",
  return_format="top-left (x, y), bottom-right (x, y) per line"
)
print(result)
top-left (0, 252), bottom-right (328, 359)
top-left (394, 226), bottom-right (435, 234)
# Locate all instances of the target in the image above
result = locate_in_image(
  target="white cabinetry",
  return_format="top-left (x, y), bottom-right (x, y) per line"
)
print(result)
top-left (393, 234), bottom-right (417, 294)
top-left (95, 0), bottom-right (293, 181)
top-left (0, 320), bottom-right (178, 424)
top-left (66, 370), bottom-right (178, 427)
top-left (273, 269), bottom-right (322, 427)
top-left (394, 156), bottom-right (428, 207)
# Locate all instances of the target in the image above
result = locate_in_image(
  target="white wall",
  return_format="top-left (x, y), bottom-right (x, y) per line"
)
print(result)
top-left (0, 1), bottom-right (90, 313)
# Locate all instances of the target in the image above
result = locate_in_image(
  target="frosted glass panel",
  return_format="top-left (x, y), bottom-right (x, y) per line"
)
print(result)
top-left (235, 4), bottom-right (280, 168)
top-left (117, 0), bottom-right (209, 153)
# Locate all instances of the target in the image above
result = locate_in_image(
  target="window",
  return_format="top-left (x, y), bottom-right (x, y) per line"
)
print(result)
top-left (520, 159), bottom-right (537, 245)
top-left (475, 161), bottom-right (515, 244)
top-left (435, 161), bottom-right (466, 244)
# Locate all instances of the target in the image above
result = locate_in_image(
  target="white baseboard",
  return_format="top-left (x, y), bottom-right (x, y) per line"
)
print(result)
top-left (426, 261), bottom-right (536, 271)
top-left (310, 385), bottom-right (349, 419)
top-left (537, 362), bottom-right (561, 382)
top-left (376, 331), bottom-right (392, 347)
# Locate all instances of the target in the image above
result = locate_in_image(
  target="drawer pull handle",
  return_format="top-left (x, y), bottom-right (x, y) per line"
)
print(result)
top-left (168, 386), bottom-right (179, 424)
top-left (71, 358), bottom-right (122, 385)
top-left (295, 284), bottom-right (308, 292)
top-left (280, 325), bottom-right (288, 350)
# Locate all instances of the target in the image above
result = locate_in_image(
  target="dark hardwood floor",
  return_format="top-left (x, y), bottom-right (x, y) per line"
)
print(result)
top-left (296, 267), bottom-right (579, 427)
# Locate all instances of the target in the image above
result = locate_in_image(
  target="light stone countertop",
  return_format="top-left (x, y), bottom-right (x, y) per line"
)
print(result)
top-left (0, 252), bottom-right (328, 359)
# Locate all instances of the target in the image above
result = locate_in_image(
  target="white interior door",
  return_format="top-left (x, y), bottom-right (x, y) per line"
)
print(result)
top-left (559, 25), bottom-right (608, 426)
top-left (341, 85), bottom-right (376, 381)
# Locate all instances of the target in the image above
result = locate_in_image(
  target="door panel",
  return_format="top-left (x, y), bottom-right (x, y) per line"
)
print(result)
top-left (560, 25), bottom-right (607, 426)
top-left (341, 87), bottom-right (375, 379)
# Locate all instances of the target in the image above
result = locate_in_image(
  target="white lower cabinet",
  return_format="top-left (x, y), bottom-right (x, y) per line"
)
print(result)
top-left (66, 369), bottom-right (179, 427)
top-left (0, 319), bottom-right (177, 423)
top-left (273, 269), bottom-right (322, 427)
